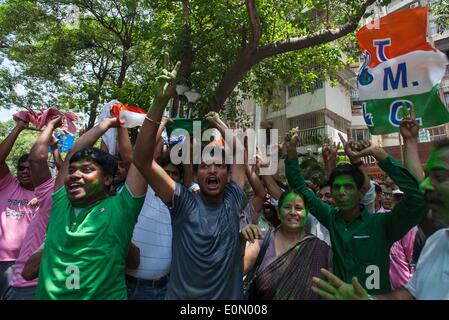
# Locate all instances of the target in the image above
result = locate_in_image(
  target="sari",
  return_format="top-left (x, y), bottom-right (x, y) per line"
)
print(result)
top-left (253, 234), bottom-right (332, 300)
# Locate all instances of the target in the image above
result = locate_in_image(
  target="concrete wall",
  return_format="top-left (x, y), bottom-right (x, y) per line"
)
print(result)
top-left (324, 82), bottom-right (352, 121)
top-left (285, 87), bottom-right (326, 118)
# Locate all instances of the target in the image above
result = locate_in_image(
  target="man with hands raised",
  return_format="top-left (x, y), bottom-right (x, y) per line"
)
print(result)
top-left (284, 132), bottom-right (428, 294)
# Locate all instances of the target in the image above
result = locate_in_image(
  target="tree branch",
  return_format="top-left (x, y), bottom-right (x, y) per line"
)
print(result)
top-left (255, 0), bottom-right (376, 60)
top-left (245, 0), bottom-right (262, 49)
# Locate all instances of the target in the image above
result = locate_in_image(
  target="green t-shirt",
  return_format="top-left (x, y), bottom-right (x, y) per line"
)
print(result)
top-left (35, 184), bottom-right (145, 300)
top-left (285, 156), bottom-right (428, 295)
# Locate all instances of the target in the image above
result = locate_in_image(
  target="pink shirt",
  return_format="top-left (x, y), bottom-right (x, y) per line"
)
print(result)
top-left (389, 226), bottom-right (418, 290)
top-left (10, 178), bottom-right (54, 287)
top-left (0, 172), bottom-right (36, 261)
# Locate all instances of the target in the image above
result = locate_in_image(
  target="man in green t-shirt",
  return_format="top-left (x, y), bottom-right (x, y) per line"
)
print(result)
top-left (34, 116), bottom-right (148, 300)
top-left (34, 65), bottom-right (178, 299)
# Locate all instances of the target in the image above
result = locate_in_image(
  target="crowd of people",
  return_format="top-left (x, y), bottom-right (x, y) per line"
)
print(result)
top-left (0, 62), bottom-right (448, 300)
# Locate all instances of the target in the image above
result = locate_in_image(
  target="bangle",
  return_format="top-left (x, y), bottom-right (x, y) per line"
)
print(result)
top-left (144, 115), bottom-right (161, 125)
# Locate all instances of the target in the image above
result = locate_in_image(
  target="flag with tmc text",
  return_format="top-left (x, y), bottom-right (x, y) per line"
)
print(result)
top-left (356, 6), bottom-right (449, 135)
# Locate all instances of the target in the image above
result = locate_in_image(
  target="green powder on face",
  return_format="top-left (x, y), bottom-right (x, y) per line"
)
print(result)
top-left (331, 175), bottom-right (359, 211)
top-left (84, 179), bottom-right (104, 197)
top-left (279, 193), bottom-right (308, 228)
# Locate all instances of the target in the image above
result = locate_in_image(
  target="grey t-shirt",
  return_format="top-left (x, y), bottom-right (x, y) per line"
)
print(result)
top-left (166, 181), bottom-right (247, 300)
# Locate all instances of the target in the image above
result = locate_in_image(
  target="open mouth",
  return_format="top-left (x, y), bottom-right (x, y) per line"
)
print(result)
top-left (206, 175), bottom-right (220, 189)
top-left (68, 182), bottom-right (84, 193)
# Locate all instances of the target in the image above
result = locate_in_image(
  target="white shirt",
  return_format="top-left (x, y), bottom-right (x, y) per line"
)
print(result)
top-left (308, 213), bottom-right (331, 246)
top-left (126, 186), bottom-right (172, 280)
top-left (405, 228), bottom-right (449, 300)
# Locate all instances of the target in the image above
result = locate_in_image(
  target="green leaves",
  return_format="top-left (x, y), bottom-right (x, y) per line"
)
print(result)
top-left (0, 0), bottom-right (381, 125)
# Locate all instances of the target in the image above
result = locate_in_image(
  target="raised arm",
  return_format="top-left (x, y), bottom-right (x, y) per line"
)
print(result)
top-left (400, 114), bottom-right (424, 181)
top-left (49, 134), bottom-right (63, 171)
top-left (117, 127), bottom-right (133, 163)
top-left (133, 61), bottom-right (180, 204)
top-left (338, 133), bottom-right (370, 195)
top-left (0, 118), bottom-right (29, 179)
top-left (256, 152), bottom-right (283, 200)
top-left (205, 112), bottom-right (245, 190)
top-left (245, 164), bottom-right (266, 213)
top-left (53, 118), bottom-right (120, 192)
top-left (284, 137), bottom-right (333, 227)
top-left (321, 141), bottom-right (339, 181)
top-left (29, 116), bottom-right (63, 187)
top-left (349, 144), bottom-right (428, 242)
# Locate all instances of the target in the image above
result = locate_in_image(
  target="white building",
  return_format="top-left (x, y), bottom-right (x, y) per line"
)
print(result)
top-left (242, 0), bottom-right (449, 155)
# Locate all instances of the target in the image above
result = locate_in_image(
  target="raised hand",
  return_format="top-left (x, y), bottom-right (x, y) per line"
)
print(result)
top-left (155, 53), bottom-right (181, 102)
top-left (205, 111), bottom-right (221, 125)
top-left (255, 150), bottom-right (269, 169)
top-left (322, 141), bottom-right (340, 163)
top-left (338, 133), bottom-right (360, 161)
top-left (337, 133), bottom-right (383, 161)
top-left (400, 116), bottom-right (419, 141)
top-left (46, 115), bottom-right (63, 129)
top-left (240, 224), bottom-right (263, 243)
top-left (14, 118), bottom-right (29, 131)
top-left (311, 268), bottom-right (370, 300)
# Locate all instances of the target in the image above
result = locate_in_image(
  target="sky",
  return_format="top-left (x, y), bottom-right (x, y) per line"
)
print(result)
top-left (0, 107), bottom-right (17, 122)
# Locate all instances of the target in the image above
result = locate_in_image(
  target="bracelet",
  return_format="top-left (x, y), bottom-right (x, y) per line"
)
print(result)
top-left (144, 115), bottom-right (161, 125)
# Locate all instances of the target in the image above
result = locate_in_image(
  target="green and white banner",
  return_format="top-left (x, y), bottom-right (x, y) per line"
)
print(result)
top-left (356, 7), bottom-right (449, 134)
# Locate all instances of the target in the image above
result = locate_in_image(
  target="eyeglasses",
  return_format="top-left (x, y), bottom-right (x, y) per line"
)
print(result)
top-left (17, 165), bottom-right (30, 171)
top-left (382, 192), bottom-right (393, 198)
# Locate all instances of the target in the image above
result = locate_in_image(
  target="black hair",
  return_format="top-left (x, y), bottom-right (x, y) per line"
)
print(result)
top-left (278, 190), bottom-right (303, 212)
top-left (193, 146), bottom-right (231, 172)
top-left (157, 155), bottom-right (184, 179)
top-left (69, 147), bottom-right (118, 177)
top-left (17, 154), bottom-right (29, 167)
top-left (329, 164), bottom-right (365, 191)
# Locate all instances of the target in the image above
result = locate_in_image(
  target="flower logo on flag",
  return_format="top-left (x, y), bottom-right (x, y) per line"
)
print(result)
top-left (357, 51), bottom-right (374, 86)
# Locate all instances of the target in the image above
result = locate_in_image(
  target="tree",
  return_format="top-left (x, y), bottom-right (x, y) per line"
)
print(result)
top-left (154, 0), bottom-right (381, 116)
top-left (1, 0), bottom-right (383, 126)
top-left (432, 0), bottom-right (449, 34)
top-left (0, 0), bottom-right (157, 128)
top-left (0, 120), bottom-right (40, 174)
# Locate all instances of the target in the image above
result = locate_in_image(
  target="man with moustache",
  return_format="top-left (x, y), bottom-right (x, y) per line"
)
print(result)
top-left (133, 62), bottom-right (247, 299)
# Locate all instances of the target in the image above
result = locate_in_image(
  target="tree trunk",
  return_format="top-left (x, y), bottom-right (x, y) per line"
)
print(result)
top-left (116, 48), bottom-right (129, 88)
top-left (212, 53), bottom-right (257, 112)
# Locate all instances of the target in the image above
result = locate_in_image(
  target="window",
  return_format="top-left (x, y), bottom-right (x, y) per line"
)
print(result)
top-left (351, 128), bottom-right (371, 141)
top-left (445, 94), bottom-right (449, 105)
top-left (428, 125), bottom-right (447, 141)
top-left (288, 79), bottom-right (324, 99)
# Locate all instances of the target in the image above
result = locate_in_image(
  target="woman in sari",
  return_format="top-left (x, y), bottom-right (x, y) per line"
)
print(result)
top-left (241, 191), bottom-right (332, 300)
